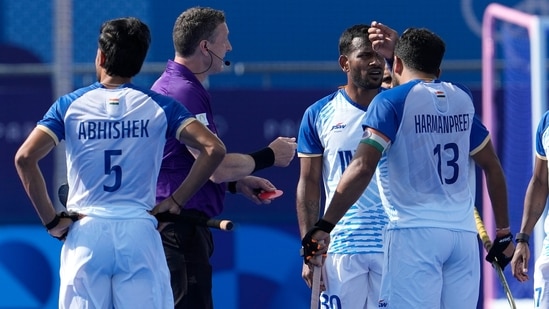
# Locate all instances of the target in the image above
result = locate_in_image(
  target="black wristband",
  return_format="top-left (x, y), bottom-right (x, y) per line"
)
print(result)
top-left (516, 232), bottom-right (530, 245)
top-left (228, 181), bottom-right (237, 194)
top-left (249, 147), bottom-right (275, 173)
top-left (314, 219), bottom-right (335, 233)
top-left (44, 214), bottom-right (60, 230)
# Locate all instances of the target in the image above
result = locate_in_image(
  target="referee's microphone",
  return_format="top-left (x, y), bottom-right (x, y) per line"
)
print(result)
top-left (207, 48), bottom-right (231, 66)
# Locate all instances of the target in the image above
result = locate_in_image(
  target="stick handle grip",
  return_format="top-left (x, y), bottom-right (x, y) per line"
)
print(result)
top-left (310, 240), bottom-right (324, 309)
top-left (206, 218), bottom-right (234, 231)
top-left (474, 207), bottom-right (492, 250)
top-left (474, 207), bottom-right (517, 309)
top-left (155, 212), bottom-right (234, 231)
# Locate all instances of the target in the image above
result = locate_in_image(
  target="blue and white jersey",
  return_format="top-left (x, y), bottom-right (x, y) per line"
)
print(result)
top-left (37, 82), bottom-right (195, 220)
top-left (365, 79), bottom-right (489, 232)
top-left (533, 111), bottom-right (549, 256)
top-left (298, 88), bottom-right (388, 254)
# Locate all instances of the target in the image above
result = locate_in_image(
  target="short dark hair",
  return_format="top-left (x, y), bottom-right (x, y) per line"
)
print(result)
top-left (394, 27), bottom-right (445, 75)
top-left (338, 24), bottom-right (370, 56)
top-left (172, 7), bottom-right (226, 57)
top-left (98, 17), bottom-right (151, 78)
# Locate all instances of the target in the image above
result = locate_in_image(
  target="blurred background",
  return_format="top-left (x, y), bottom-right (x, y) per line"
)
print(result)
top-left (1, 0), bottom-right (548, 308)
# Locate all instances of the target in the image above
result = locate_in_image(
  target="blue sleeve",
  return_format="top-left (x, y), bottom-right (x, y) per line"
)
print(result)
top-left (364, 83), bottom-right (413, 142)
top-left (297, 103), bottom-right (323, 155)
top-left (161, 96), bottom-right (194, 138)
top-left (470, 114), bottom-right (489, 151)
top-left (38, 97), bottom-right (67, 141)
top-left (37, 85), bottom-right (95, 141)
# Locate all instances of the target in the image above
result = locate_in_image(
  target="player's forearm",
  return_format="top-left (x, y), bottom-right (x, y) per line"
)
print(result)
top-left (323, 159), bottom-right (374, 224)
top-left (296, 197), bottom-right (321, 237)
top-left (485, 171), bottom-right (510, 228)
top-left (172, 145), bottom-right (226, 205)
top-left (296, 174), bottom-right (323, 237)
top-left (208, 153), bottom-right (255, 183)
top-left (520, 179), bottom-right (549, 234)
top-left (14, 163), bottom-right (56, 225)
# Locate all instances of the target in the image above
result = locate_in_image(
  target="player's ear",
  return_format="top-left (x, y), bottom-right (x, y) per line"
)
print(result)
top-left (338, 55), bottom-right (349, 73)
top-left (96, 48), bottom-right (106, 67)
top-left (393, 56), bottom-right (403, 75)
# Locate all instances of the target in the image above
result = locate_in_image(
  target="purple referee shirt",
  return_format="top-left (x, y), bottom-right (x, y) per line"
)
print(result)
top-left (151, 60), bottom-right (226, 217)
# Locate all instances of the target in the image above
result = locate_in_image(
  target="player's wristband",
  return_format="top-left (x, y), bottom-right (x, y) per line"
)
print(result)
top-left (515, 232), bottom-right (530, 245)
top-left (227, 181), bottom-right (237, 194)
top-left (314, 219), bottom-right (335, 234)
top-left (249, 147), bottom-right (275, 173)
top-left (44, 214), bottom-right (61, 230)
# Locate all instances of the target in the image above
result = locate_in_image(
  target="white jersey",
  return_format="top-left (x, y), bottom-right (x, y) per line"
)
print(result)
top-left (298, 88), bottom-right (388, 254)
top-left (37, 82), bottom-right (195, 220)
top-left (365, 80), bottom-right (490, 232)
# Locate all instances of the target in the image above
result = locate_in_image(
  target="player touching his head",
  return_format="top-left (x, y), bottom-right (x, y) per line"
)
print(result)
top-left (301, 23), bottom-right (514, 308)
top-left (14, 17), bottom-right (226, 309)
top-left (296, 24), bottom-right (393, 308)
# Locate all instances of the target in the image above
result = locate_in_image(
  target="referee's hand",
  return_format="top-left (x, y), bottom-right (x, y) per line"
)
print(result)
top-left (268, 137), bottom-right (296, 167)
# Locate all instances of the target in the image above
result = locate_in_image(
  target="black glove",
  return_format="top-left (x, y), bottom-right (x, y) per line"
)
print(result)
top-left (300, 219), bottom-right (334, 264)
top-left (486, 233), bottom-right (513, 270)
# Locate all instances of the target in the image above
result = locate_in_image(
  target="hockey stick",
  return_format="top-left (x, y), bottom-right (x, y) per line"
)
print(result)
top-left (155, 212), bottom-right (234, 231)
top-left (310, 240), bottom-right (324, 309)
top-left (474, 208), bottom-right (516, 309)
top-left (58, 183), bottom-right (234, 231)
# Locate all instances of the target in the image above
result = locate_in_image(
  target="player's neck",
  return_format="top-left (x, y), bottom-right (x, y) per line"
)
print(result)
top-left (344, 86), bottom-right (378, 107)
top-left (99, 75), bottom-right (130, 89)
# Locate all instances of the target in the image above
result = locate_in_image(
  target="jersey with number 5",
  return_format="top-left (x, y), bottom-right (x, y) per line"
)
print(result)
top-left (36, 82), bottom-right (194, 219)
top-left (365, 79), bottom-right (489, 233)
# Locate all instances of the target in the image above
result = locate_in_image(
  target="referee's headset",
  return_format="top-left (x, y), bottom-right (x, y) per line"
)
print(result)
top-left (204, 44), bottom-right (231, 66)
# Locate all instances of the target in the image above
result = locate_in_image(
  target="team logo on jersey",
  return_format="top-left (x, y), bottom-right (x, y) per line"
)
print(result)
top-left (107, 98), bottom-right (119, 105)
top-left (330, 122), bottom-right (346, 131)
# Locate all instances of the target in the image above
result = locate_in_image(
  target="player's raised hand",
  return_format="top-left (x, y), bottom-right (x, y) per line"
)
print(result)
top-left (368, 21), bottom-right (398, 60)
top-left (268, 137), bottom-right (297, 167)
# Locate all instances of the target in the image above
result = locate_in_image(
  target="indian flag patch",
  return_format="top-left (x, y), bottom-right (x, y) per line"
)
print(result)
top-left (107, 98), bottom-right (120, 105)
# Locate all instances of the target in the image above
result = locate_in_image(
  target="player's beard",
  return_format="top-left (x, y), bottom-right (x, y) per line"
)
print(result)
top-left (351, 68), bottom-right (382, 90)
